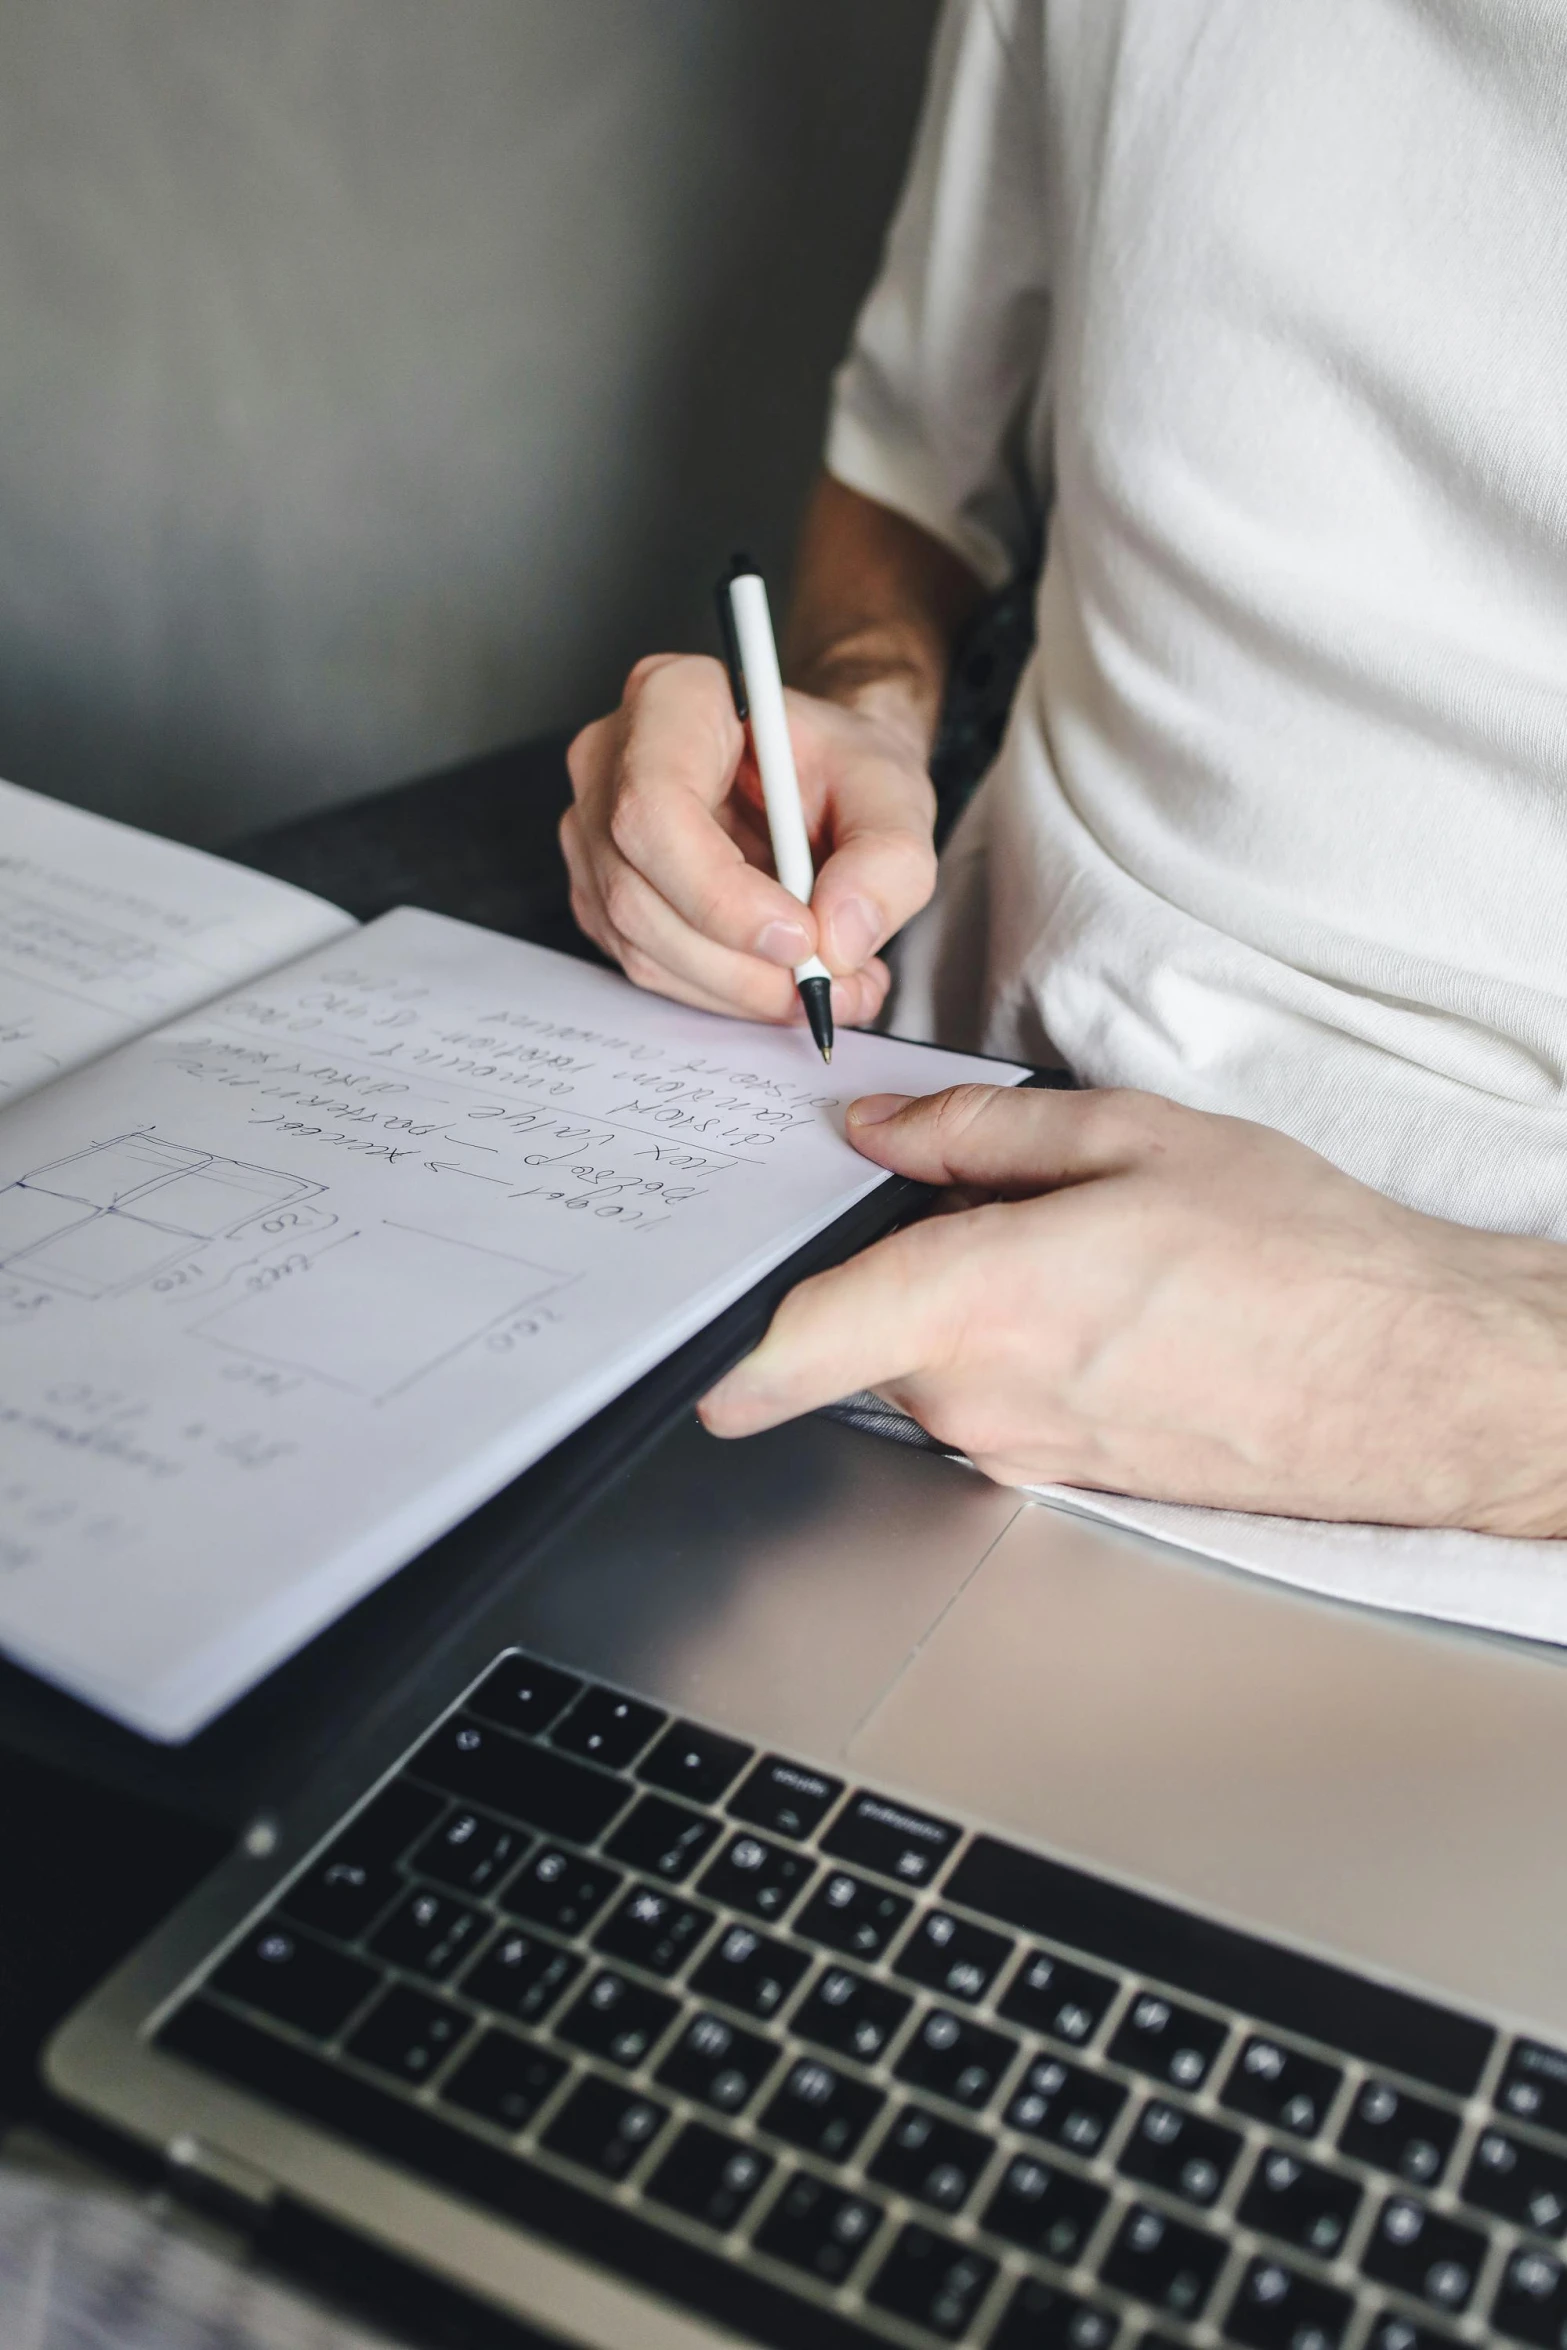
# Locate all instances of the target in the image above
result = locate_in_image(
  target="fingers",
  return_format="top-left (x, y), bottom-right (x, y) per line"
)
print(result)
top-left (572, 656), bottom-right (827, 967)
top-left (792, 699), bottom-right (938, 974)
top-left (699, 1216), bottom-right (969, 1438)
top-left (565, 657), bottom-right (939, 1019)
top-left (562, 805), bottom-right (889, 1025)
top-left (843, 1084), bottom-right (1179, 1194)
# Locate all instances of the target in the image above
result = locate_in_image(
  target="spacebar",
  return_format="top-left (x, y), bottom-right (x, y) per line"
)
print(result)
top-left (158, 1999), bottom-right (881, 2350)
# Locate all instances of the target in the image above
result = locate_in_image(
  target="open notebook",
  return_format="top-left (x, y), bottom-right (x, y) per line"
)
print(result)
top-left (0, 779), bottom-right (1027, 1739)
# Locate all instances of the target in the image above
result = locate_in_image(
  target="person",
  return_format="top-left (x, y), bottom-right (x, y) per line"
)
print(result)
top-left (561, 0), bottom-right (1567, 1537)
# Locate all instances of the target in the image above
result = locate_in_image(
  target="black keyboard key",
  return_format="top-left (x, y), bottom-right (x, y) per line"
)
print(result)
top-left (992, 2279), bottom-right (1120, 2350)
top-left (1006, 2053), bottom-right (1128, 2157)
top-left (551, 1685), bottom-right (665, 1769)
top-left (460, 1926), bottom-right (581, 2026)
top-left (368, 1886), bottom-right (486, 1982)
top-left (638, 1722), bottom-right (753, 1805)
top-left (894, 2008), bottom-right (1018, 2111)
top-left (655, 2009), bottom-right (778, 2114)
top-left (867, 2103), bottom-right (993, 2214)
top-left (501, 1845), bottom-right (621, 1937)
top-left (1100, 2204), bottom-right (1226, 2322)
top-left (556, 1970), bottom-right (680, 2070)
top-left (821, 1791), bottom-right (959, 1889)
top-left (794, 1869), bottom-right (912, 1961)
top-left (604, 1795), bottom-right (723, 1883)
top-left (1365, 2320), bottom-right (1460, 2350)
top-left (1108, 1991), bottom-right (1228, 2092)
top-left (281, 1779), bottom-right (446, 1938)
top-left (342, 1778), bottom-right (448, 1864)
top-left (592, 1885), bottom-right (714, 1977)
top-left (755, 2172), bottom-right (884, 2285)
top-left (440, 2029), bottom-right (567, 2133)
top-left (412, 1716), bottom-right (626, 1845)
top-left (1000, 1947), bottom-right (1120, 2048)
top-left (1501, 2043), bottom-right (1567, 2140)
top-left (343, 1984), bottom-right (472, 2086)
top-left (1224, 2256), bottom-right (1354, 2350)
top-left (793, 1965), bottom-right (913, 2065)
top-left (946, 1837), bottom-right (1493, 2099)
top-left (894, 1909), bottom-right (1013, 2003)
top-left (645, 2122), bottom-right (774, 2232)
top-left (688, 1923), bottom-right (811, 2022)
top-left (209, 1921), bottom-right (378, 2039)
top-left (1494, 2245), bottom-right (1567, 2347)
top-left (1119, 2098), bottom-right (1243, 2210)
top-left (1236, 2146), bottom-right (1362, 2258)
top-left (698, 1831), bottom-right (814, 1922)
top-left (466, 1653), bottom-right (581, 1737)
top-left (540, 2072), bottom-right (670, 2180)
top-left (1222, 2036), bottom-right (1343, 2139)
top-left (982, 2153), bottom-right (1109, 2263)
top-left (728, 1754), bottom-right (844, 1841)
top-left (759, 2056), bottom-right (885, 2162)
top-left (279, 1848), bottom-right (404, 1943)
top-left (156, 1999), bottom-right (916, 2350)
top-left (1338, 2079), bottom-right (1460, 2187)
top-left (1466, 2126), bottom-right (1567, 2236)
top-left (1361, 2196), bottom-right (1486, 2315)
top-left (410, 1808), bottom-right (531, 1899)
top-left (867, 2224), bottom-right (997, 2340)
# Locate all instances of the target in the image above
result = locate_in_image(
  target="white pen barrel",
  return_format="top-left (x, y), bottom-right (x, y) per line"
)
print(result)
top-left (729, 574), bottom-right (815, 907)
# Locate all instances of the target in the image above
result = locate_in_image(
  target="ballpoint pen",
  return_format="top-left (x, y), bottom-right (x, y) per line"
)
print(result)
top-left (715, 555), bottom-right (834, 1063)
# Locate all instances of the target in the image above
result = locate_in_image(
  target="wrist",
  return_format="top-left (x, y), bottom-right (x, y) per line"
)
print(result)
top-left (1428, 1225), bottom-right (1567, 1536)
top-left (786, 625), bottom-right (943, 767)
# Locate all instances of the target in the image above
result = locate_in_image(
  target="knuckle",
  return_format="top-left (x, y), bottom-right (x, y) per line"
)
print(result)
top-left (929, 1082), bottom-right (1004, 1143)
top-left (564, 719), bottom-right (607, 796)
top-left (618, 941), bottom-right (668, 993)
top-left (607, 780), bottom-right (662, 864)
top-left (624, 650), bottom-right (682, 698)
top-left (601, 863), bottom-right (649, 941)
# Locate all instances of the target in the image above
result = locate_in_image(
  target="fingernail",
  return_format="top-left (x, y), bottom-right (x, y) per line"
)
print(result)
top-left (847, 1093), bottom-right (912, 1127)
top-left (755, 917), bottom-right (812, 966)
top-left (827, 895), bottom-right (881, 970)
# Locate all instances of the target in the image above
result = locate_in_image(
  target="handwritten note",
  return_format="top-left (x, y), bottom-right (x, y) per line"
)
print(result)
top-left (0, 908), bottom-right (1026, 1736)
top-left (0, 776), bottom-right (353, 1102)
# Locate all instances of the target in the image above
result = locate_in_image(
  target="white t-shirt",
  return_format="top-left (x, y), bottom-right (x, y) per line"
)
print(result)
top-left (827, 0), bottom-right (1567, 1238)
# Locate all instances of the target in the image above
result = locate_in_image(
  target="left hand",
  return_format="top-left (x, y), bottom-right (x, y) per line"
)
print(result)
top-left (698, 1084), bottom-right (1567, 1533)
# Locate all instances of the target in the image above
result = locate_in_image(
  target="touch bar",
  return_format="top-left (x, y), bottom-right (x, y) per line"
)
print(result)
top-left (157, 2000), bottom-right (883, 2350)
top-left (944, 1837), bottom-right (1494, 2098)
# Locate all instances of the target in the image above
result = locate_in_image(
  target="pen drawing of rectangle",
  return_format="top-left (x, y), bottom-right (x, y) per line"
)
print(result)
top-left (0, 1132), bottom-right (326, 1296)
top-left (194, 1222), bottom-right (569, 1399)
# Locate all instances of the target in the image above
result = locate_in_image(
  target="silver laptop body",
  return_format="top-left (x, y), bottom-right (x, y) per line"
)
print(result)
top-left (44, 1415), bottom-right (1567, 2348)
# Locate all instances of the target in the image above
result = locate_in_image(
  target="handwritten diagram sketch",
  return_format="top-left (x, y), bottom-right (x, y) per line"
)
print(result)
top-left (195, 1221), bottom-right (571, 1400)
top-left (0, 1133), bottom-right (324, 1297)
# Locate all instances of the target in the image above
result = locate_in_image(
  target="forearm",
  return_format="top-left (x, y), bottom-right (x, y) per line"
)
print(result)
top-left (784, 474), bottom-right (986, 761)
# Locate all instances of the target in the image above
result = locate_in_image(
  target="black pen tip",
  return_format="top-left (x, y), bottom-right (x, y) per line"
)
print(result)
top-left (798, 975), bottom-right (834, 1064)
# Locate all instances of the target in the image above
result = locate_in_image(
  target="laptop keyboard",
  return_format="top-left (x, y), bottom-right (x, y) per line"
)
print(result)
top-left (152, 1647), bottom-right (1565, 2349)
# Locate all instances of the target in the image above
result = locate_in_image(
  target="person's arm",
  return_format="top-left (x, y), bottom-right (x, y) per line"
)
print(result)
top-left (560, 475), bottom-right (984, 1029)
top-left (784, 474), bottom-right (984, 754)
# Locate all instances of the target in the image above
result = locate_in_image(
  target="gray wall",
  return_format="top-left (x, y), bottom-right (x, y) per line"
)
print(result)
top-left (0, 1), bottom-right (936, 844)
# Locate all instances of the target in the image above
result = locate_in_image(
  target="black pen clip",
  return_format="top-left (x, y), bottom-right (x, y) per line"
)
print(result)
top-left (713, 549), bottom-right (755, 723)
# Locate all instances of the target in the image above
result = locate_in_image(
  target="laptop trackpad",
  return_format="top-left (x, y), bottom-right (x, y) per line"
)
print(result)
top-left (510, 1416), bottom-right (1024, 1761)
top-left (848, 1496), bottom-right (1567, 2033)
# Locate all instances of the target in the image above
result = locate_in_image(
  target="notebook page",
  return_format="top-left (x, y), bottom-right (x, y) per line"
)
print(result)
top-left (0, 777), bottom-right (355, 1104)
top-left (0, 908), bottom-right (1027, 1737)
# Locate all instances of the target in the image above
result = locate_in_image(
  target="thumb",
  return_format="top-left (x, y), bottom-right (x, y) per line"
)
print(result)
top-left (845, 1083), bottom-right (1150, 1194)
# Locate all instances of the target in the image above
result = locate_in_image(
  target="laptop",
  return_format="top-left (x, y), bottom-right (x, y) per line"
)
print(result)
top-left (42, 1406), bottom-right (1567, 2350)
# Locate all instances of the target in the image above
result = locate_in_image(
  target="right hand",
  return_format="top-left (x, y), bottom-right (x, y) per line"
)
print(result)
top-left (561, 652), bottom-right (939, 1028)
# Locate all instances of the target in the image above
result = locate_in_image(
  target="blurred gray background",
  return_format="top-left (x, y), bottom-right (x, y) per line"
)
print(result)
top-left (0, 0), bottom-right (937, 844)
